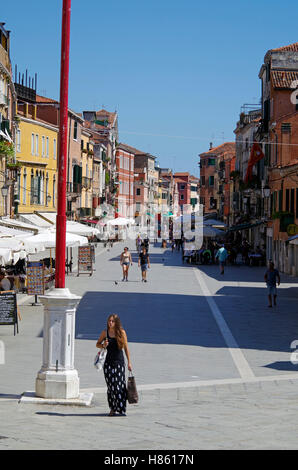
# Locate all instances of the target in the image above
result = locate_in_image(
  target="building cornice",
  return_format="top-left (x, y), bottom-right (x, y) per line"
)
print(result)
top-left (18, 115), bottom-right (58, 133)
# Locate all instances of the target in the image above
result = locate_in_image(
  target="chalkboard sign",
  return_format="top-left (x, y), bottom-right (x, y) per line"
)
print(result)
top-left (0, 291), bottom-right (18, 335)
top-left (77, 245), bottom-right (93, 276)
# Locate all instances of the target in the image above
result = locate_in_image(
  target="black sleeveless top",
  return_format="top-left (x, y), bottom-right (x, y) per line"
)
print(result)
top-left (106, 330), bottom-right (124, 364)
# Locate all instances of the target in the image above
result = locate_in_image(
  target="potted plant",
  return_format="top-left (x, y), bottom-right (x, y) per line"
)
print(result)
top-left (0, 141), bottom-right (15, 161)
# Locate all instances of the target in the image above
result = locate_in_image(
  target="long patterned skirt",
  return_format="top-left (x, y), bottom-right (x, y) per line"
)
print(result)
top-left (103, 362), bottom-right (127, 414)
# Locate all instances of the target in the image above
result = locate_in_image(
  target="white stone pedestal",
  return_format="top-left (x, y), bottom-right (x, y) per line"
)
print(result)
top-left (30, 287), bottom-right (92, 404)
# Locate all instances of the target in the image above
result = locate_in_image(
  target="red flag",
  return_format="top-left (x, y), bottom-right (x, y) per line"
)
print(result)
top-left (244, 143), bottom-right (264, 183)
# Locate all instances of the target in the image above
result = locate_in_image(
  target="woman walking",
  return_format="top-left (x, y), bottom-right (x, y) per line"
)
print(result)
top-left (120, 247), bottom-right (133, 281)
top-left (96, 314), bottom-right (132, 416)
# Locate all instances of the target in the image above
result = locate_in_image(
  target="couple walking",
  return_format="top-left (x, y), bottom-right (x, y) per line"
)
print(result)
top-left (120, 246), bottom-right (151, 282)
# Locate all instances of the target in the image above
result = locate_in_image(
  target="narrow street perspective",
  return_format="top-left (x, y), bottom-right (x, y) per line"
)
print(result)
top-left (1, 239), bottom-right (298, 449)
top-left (1, 0), bottom-right (298, 454)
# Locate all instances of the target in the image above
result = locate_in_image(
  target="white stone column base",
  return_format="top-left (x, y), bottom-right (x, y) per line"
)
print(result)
top-left (36, 369), bottom-right (80, 399)
top-left (20, 391), bottom-right (93, 407)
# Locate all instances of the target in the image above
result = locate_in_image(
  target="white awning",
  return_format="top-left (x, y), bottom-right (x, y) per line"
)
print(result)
top-left (106, 217), bottom-right (131, 226)
top-left (37, 212), bottom-right (100, 237)
top-left (23, 230), bottom-right (88, 251)
top-left (18, 213), bottom-right (53, 228)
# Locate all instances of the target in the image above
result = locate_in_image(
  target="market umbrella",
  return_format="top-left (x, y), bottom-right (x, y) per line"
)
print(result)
top-left (23, 230), bottom-right (88, 251)
top-left (106, 217), bottom-right (131, 226)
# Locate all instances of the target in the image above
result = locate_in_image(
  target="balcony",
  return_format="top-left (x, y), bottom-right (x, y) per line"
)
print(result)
top-left (67, 182), bottom-right (81, 195)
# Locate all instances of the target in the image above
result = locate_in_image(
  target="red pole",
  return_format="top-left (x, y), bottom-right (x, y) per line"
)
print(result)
top-left (55, 0), bottom-right (71, 288)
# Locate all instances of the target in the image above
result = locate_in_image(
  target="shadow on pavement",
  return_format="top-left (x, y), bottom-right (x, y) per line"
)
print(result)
top-left (74, 289), bottom-right (298, 356)
top-left (263, 361), bottom-right (298, 371)
top-left (35, 412), bottom-right (109, 417)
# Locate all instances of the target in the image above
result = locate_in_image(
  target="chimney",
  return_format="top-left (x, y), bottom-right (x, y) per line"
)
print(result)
top-left (209, 142), bottom-right (213, 150)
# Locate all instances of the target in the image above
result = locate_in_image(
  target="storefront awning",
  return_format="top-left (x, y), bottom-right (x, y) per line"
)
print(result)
top-left (228, 221), bottom-right (263, 232)
top-left (286, 234), bottom-right (298, 245)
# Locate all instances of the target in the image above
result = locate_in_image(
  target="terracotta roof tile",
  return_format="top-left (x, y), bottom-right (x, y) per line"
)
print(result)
top-left (36, 94), bottom-right (58, 104)
top-left (199, 142), bottom-right (235, 157)
top-left (271, 70), bottom-right (298, 89)
top-left (96, 109), bottom-right (117, 126)
top-left (271, 42), bottom-right (298, 52)
top-left (118, 143), bottom-right (149, 155)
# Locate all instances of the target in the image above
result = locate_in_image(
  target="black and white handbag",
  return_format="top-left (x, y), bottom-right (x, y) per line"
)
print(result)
top-left (94, 348), bottom-right (107, 370)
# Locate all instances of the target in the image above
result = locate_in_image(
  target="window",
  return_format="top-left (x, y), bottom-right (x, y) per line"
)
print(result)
top-left (46, 137), bottom-right (49, 157)
top-left (45, 175), bottom-right (49, 206)
top-left (209, 176), bottom-right (214, 186)
top-left (53, 177), bottom-right (56, 207)
top-left (42, 136), bottom-right (45, 157)
top-left (290, 189), bottom-right (295, 214)
top-left (16, 129), bottom-right (21, 152)
top-left (136, 188), bottom-right (140, 196)
top-left (279, 189), bottom-right (283, 211)
top-left (180, 184), bottom-right (185, 190)
top-left (53, 138), bottom-right (57, 159)
top-left (180, 194), bottom-right (184, 200)
top-left (73, 121), bottom-right (78, 140)
top-left (31, 133), bottom-right (35, 155)
top-left (22, 170), bottom-right (27, 205)
top-left (285, 189), bottom-right (290, 212)
top-left (201, 176), bottom-right (205, 186)
top-left (81, 139), bottom-right (84, 150)
top-left (208, 158), bottom-right (215, 166)
top-left (35, 134), bottom-right (39, 155)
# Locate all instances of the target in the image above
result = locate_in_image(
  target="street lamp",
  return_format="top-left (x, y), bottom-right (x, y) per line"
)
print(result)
top-left (263, 185), bottom-right (270, 198)
top-left (1, 185), bottom-right (9, 216)
top-left (1, 185), bottom-right (9, 197)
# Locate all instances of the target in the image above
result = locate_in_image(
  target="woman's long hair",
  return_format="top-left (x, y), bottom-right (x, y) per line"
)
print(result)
top-left (107, 314), bottom-right (125, 349)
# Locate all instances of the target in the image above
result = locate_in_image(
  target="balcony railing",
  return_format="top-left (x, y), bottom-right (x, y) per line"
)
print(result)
top-left (67, 182), bottom-right (82, 194)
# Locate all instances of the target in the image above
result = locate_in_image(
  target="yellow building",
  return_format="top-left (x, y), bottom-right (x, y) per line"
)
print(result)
top-left (15, 102), bottom-right (58, 214)
top-left (80, 128), bottom-right (93, 218)
top-left (0, 23), bottom-right (17, 216)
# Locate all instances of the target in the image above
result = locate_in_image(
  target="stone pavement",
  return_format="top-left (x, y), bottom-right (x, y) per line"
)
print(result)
top-left (0, 240), bottom-right (298, 450)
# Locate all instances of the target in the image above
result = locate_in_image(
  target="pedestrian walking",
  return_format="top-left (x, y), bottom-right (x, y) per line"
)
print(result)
top-left (0, 271), bottom-right (11, 291)
top-left (264, 261), bottom-right (280, 307)
top-left (215, 244), bottom-right (228, 275)
top-left (138, 246), bottom-right (150, 282)
top-left (136, 235), bottom-right (142, 253)
top-left (96, 314), bottom-right (132, 416)
top-left (120, 247), bottom-right (133, 281)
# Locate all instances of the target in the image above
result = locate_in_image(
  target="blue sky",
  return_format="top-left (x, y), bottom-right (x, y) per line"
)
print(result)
top-left (3, 0), bottom-right (298, 173)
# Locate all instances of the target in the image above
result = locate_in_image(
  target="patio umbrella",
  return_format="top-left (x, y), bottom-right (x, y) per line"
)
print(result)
top-left (23, 230), bottom-right (88, 252)
top-left (106, 217), bottom-right (131, 226)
